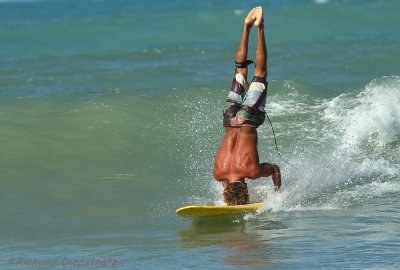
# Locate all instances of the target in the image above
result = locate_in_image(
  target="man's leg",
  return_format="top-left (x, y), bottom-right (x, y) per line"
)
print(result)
top-left (254, 7), bottom-right (267, 79)
top-left (236, 7), bottom-right (268, 127)
top-left (235, 9), bottom-right (255, 79)
top-left (223, 8), bottom-right (258, 126)
top-left (230, 9), bottom-right (259, 99)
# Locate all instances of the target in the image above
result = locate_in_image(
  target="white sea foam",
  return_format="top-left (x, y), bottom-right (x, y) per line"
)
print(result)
top-left (233, 9), bottom-right (243, 16)
top-left (268, 99), bottom-right (307, 116)
top-left (258, 76), bottom-right (400, 212)
top-left (314, 0), bottom-right (330, 4)
top-left (180, 77), bottom-right (400, 212)
top-left (324, 76), bottom-right (400, 149)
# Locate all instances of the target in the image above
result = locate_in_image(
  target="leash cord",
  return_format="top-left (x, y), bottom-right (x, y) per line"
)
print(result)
top-left (265, 112), bottom-right (292, 166)
top-left (265, 113), bottom-right (338, 169)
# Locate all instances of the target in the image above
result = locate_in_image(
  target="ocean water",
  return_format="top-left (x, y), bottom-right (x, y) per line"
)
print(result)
top-left (1, 0), bottom-right (399, 269)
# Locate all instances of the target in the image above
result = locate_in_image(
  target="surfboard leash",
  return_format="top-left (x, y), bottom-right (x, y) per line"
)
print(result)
top-left (266, 113), bottom-right (338, 170)
top-left (265, 112), bottom-right (293, 167)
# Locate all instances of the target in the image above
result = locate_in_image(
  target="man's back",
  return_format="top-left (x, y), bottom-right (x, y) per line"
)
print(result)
top-left (213, 126), bottom-right (262, 182)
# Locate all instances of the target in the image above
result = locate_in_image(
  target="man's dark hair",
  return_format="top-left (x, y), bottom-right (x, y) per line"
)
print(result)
top-left (223, 181), bottom-right (249, 206)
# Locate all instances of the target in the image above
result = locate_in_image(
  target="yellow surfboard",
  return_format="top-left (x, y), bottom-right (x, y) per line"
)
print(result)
top-left (176, 202), bottom-right (265, 218)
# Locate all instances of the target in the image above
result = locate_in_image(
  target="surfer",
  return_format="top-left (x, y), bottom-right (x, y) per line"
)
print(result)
top-left (213, 6), bottom-right (281, 206)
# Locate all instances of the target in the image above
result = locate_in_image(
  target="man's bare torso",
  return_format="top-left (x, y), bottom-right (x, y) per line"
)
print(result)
top-left (213, 126), bottom-right (262, 182)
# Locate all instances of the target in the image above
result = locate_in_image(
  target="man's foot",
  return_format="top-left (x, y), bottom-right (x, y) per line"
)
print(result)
top-left (245, 6), bottom-right (264, 27)
top-left (254, 6), bottom-right (264, 27)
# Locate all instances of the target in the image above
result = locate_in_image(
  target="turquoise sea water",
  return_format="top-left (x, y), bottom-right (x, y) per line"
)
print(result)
top-left (1, 0), bottom-right (400, 269)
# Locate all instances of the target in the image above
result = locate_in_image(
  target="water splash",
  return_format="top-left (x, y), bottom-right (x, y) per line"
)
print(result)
top-left (265, 76), bottom-right (400, 212)
top-left (175, 77), bottom-right (400, 212)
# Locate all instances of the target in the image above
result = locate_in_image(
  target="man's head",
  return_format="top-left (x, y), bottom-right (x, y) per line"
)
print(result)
top-left (223, 181), bottom-right (249, 206)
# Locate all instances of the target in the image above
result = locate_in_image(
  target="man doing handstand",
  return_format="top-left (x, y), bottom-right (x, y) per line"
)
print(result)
top-left (213, 6), bottom-right (282, 206)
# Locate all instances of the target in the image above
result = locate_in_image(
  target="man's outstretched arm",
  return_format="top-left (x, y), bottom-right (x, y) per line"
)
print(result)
top-left (260, 163), bottom-right (281, 192)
